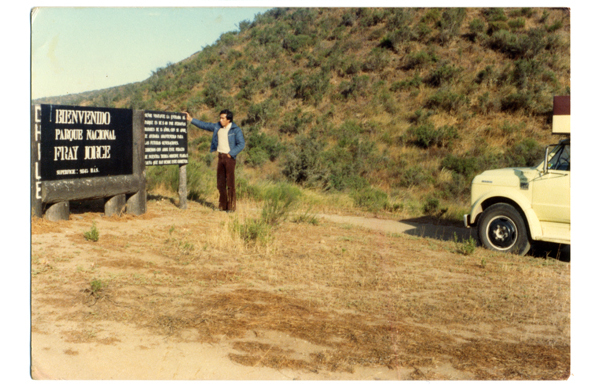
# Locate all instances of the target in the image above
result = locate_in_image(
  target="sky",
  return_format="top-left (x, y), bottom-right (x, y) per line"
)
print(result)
top-left (31, 7), bottom-right (270, 99)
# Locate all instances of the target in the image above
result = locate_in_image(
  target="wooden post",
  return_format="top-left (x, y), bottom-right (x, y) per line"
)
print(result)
top-left (45, 201), bottom-right (69, 221)
top-left (127, 110), bottom-right (147, 215)
top-left (179, 164), bottom-right (187, 209)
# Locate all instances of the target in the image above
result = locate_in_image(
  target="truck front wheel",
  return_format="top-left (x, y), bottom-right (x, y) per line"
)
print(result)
top-left (478, 203), bottom-right (531, 255)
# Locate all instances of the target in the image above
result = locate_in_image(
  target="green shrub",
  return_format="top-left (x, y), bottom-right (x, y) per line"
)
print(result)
top-left (504, 138), bottom-right (545, 166)
top-left (356, 8), bottom-right (381, 27)
top-left (244, 125), bottom-right (285, 163)
top-left (235, 177), bottom-right (261, 201)
top-left (259, 183), bottom-right (301, 226)
top-left (361, 47), bottom-right (390, 72)
top-left (390, 73), bottom-right (423, 91)
top-left (475, 92), bottom-right (499, 115)
top-left (146, 165), bottom-right (179, 192)
top-left (397, 165), bottom-right (433, 188)
top-left (202, 72), bottom-right (232, 108)
top-left (425, 89), bottom-right (468, 113)
top-left (338, 75), bottom-right (370, 99)
top-left (441, 154), bottom-right (479, 178)
top-left (231, 216), bottom-right (272, 244)
top-left (510, 59), bottom-right (543, 90)
top-left (337, 58), bottom-right (361, 77)
top-left (475, 65), bottom-right (497, 85)
top-left (230, 182), bottom-right (301, 244)
top-left (421, 8), bottom-right (441, 24)
top-left (90, 278), bottom-right (105, 295)
top-left (436, 8), bottom-right (466, 45)
top-left (380, 26), bottom-right (415, 51)
top-left (292, 210), bottom-right (320, 226)
top-left (84, 222), bottom-right (99, 242)
top-left (414, 22), bottom-right (433, 41)
top-left (292, 70), bottom-right (330, 105)
top-left (386, 8), bottom-right (411, 29)
top-left (509, 8), bottom-right (534, 18)
top-left (437, 172), bottom-right (471, 199)
top-left (246, 147), bottom-right (269, 167)
top-left (409, 123), bottom-right (459, 149)
top-left (403, 50), bottom-right (438, 70)
top-left (341, 10), bottom-right (357, 27)
top-left (483, 8), bottom-right (508, 22)
top-left (282, 34), bottom-right (312, 52)
top-left (508, 17), bottom-right (526, 30)
top-left (454, 234), bottom-right (477, 255)
top-left (487, 21), bottom-right (510, 34)
top-left (351, 187), bottom-right (390, 212)
top-left (426, 63), bottom-right (463, 87)
top-left (469, 18), bottom-right (486, 34)
top-left (546, 20), bottom-right (563, 33)
top-left (244, 98), bottom-right (279, 126)
top-left (500, 92), bottom-right (534, 113)
top-left (487, 28), bottom-right (547, 59)
top-left (282, 133), bottom-right (328, 187)
top-left (186, 160), bottom-right (216, 201)
top-left (422, 196), bottom-right (441, 215)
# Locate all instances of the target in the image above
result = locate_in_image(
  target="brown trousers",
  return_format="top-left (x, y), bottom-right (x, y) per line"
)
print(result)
top-left (217, 152), bottom-right (236, 211)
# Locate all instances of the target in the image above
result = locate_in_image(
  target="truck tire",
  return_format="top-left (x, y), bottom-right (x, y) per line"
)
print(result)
top-left (478, 203), bottom-right (531, 255)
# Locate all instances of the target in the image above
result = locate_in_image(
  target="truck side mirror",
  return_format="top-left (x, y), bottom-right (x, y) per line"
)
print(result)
top-left (543, 146), bottom-right (550, 174)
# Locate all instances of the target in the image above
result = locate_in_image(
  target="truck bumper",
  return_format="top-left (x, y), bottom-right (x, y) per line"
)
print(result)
top-left (464, 214), bottom-right (471, 228)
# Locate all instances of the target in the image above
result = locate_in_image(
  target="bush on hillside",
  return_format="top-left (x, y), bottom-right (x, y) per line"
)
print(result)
top-left (504, 138), bottom-right (545, 167)
top-left (403, 50), bottom-right (439, 70)
top-left (244, 125), bottom-right (285, 163)
top-left (425, 63), bottom-right (463, 87)
top-left (408, 123), bottom-right (459, 149)
top-left (337, 75), bottom-right (370, 100)
top-left (282, 133), bottom-right (328, 187)
top-left (436, 8), bottom-right (467, 46)
top-left (351, 187), bottom-right (390, 212)
top-left (425, 89), bottom-right (468, 113)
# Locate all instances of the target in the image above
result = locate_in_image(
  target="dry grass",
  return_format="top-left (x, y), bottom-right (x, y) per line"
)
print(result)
top-left (31, 198), bottom-right (570, 380)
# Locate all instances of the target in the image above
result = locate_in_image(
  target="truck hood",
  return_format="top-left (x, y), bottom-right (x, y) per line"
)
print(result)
top-left (472, 167), bottom-right (539, 187)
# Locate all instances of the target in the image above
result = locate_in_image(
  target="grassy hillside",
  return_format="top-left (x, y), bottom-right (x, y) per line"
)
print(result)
top-left (36, 7), bottom-right (570, 220)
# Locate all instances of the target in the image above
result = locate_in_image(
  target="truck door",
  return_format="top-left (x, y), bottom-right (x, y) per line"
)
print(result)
top-left (531, 144), bottom-right (570, 223)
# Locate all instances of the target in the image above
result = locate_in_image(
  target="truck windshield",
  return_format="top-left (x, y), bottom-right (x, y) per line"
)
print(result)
top-left (547, 144), bottom-right (570, 171)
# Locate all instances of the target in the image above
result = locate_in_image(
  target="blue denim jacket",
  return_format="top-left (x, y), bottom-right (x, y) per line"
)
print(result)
top-left (190, 118), bottom-right (245, 160)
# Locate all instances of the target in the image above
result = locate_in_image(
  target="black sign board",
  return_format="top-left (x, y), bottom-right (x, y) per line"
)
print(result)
top-left (144, 111), bottom-right (188, 166)
top-left (39, 104), bottom-right (133, 181)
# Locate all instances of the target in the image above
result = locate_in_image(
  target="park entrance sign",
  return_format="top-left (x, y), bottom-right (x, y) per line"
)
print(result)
top-left (38, 104), bottom-right (134, 180)
top-left (31, 104), bottom-right (189, 220)
top-left (144, 110), bottom-right (188, 166)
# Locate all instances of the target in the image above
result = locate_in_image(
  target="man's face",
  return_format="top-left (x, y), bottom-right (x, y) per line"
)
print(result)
top-left (219, 114), bottom-right (231, 127)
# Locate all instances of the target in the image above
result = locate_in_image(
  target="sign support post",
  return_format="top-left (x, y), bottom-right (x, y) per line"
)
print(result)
top-left (178, 164), bottom-right (187, 209)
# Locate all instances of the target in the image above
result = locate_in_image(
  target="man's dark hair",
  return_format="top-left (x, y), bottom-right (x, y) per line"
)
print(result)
top-left (220, 109), bottom-right (234, 122)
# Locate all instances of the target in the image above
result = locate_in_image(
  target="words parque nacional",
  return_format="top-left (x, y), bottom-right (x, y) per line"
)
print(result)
top-left (53, 108), bottom-right (116, 161)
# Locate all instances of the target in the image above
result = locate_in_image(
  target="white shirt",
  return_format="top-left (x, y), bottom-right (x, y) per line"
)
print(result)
top-left (217, 123), bottom-right (232, 154)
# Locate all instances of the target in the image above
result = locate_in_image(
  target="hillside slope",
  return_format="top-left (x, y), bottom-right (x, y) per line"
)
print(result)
top-left (35, 7), bottom-right (570, 218)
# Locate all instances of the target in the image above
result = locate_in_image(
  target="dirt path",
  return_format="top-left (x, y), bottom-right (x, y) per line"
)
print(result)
top-left (317, 213), bottom-right (569, 260)
top-left (317, 213), bottom-right (475, 241)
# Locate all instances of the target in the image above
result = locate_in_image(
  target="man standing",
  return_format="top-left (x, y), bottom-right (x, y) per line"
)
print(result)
top-left (183, 109), bottom-right (245, 212)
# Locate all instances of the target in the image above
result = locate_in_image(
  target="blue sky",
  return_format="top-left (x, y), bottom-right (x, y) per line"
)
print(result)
top-left (31, 6), bottom-right (269, 99)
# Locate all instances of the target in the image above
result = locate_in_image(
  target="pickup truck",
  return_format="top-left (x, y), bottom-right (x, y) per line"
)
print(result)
top-left (464, 96), bottom-right (570, 255)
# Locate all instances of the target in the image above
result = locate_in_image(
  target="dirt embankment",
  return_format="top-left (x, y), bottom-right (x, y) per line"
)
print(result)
top-left (30, 199), bottom-right (570, 380)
